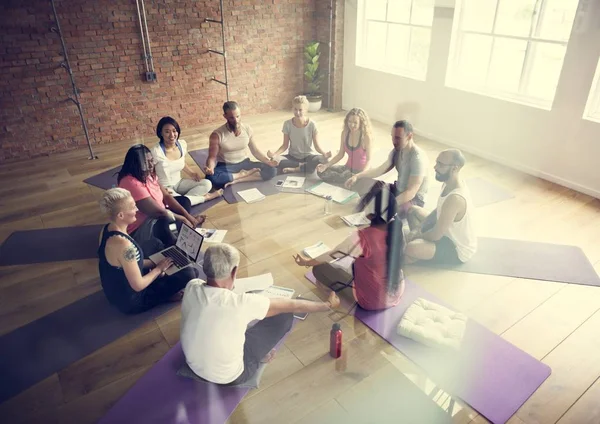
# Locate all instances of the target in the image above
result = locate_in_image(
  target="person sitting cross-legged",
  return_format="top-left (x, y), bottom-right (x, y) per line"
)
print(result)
top-left (293, 183), bottom-right (406, 311)
top-left (98, 188), bottom-right (198, 314)
top-left (180, 243), bottom-right (340, 385)
top-left (204, 101), bottom-right (278, 189)
top-left (404, 149), bottom-right (477, 264)
top-left (267, 95), bottom-right (331, 175)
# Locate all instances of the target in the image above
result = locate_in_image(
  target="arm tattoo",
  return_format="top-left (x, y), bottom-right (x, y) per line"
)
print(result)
top-left (123, 246), bottom-right (138, 262)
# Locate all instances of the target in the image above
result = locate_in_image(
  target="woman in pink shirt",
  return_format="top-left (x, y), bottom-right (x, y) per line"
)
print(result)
top-left (293, 184), bottom-right (405, 311)
top-left (117, 144), bottom-right (205, 255)
top-left (316, 108), bottom-right (373, 186)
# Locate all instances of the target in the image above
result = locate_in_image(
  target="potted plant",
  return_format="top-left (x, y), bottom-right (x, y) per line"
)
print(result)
top-left (304, 41), bottom-right (323, 112)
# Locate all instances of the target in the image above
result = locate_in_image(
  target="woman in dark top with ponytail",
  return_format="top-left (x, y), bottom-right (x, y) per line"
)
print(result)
top-left (97, 187), bottom-right (197, 314)
top-left (292, 182), bottom-right (405, 310)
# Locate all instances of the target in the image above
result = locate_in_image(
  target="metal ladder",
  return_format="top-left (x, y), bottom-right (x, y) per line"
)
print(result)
top-left (205, 0), bottom-right (229, 101)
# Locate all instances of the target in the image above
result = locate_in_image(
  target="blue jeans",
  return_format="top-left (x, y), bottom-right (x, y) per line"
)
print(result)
top-left (207, 159), bottom-right (277, 189)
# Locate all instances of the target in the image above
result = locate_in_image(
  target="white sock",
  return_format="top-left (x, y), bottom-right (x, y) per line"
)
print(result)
top-left (186, 195), bottom-right (205, 206)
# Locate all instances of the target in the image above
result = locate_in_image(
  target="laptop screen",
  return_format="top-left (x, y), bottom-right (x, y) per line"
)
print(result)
top-left (176, 223), bottom-right (204, 262)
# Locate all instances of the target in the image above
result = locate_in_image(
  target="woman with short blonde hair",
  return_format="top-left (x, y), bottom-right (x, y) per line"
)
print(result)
top-left (98, 188), bottom-right (198, 314)
top-left (268, 95), bottom-right (331, 174)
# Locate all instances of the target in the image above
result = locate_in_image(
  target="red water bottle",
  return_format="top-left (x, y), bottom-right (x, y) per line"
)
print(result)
top-left (330, 323), bottom-right (342, 358)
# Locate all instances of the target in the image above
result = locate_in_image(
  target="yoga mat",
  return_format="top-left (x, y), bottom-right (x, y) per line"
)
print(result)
top-left (190, 196), bottom-right (224, 215)
top-left (188, 148), bottom-right (209, 169)
top-left (99, 325), bottom-right (294, 424)
top-left (223, 179), bottom-right (282, 204)
top-left (466, 177), bottom-right (514, 208)
top-left (428, 237), bottom-right (600, 286)
top-left (305, 271), bottom-right (550, 424)
top-left (0, 224), bottom-right (103, 266)
top-left (83, 166), bottom-right (121, 190)
top-left (0, 290), bottom-right (186, 404)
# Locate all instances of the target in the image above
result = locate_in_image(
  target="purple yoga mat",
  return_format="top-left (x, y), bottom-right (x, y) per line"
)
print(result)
top-left (0, 291), bottom-right (178, 404)
top-left (100, 322), bottom-right (294, 424)
top-left (222, 179), bottom-right (282, 204)
top-left (305, 271), bottom-right (550, 424)
top-left (0, 224), bottom-right (103, 266)
top-left (83, 166), bottom-right (121, 190)
top-left (190, 196), bottom-right (224, 215)
top-left (188, 148), bottom-right (209, 169)
top-left (428, 237), bottom-right (600, 286)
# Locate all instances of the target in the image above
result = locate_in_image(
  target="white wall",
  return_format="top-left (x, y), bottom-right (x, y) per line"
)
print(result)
top-left (343, 0), bottom-right (600, 198)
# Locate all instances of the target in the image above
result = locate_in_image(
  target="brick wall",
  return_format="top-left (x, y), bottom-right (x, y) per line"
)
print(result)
top-left (0, 0), bottom-right (317, 162)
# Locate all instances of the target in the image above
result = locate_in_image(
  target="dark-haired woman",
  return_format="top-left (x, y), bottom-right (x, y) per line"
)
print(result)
top-left (292, 184), bottom-right (405, 311)
top-left (151, 116), bottom-right (223, 205)
top-left (117, 144), bottom-right (205, 255)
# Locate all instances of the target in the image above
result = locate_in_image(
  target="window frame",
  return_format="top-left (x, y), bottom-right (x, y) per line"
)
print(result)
top-left (355, 0), bottom-right (434, 81)
top-left (583, 57), bottom-right (600, 123)
top-left (446, 0), bottom-right (577, 110)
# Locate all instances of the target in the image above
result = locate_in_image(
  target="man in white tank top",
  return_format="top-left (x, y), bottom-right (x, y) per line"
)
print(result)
top-left (204, 101), bottom-right (278, 189)
top-left (404, 149), bottom-right (477, 264)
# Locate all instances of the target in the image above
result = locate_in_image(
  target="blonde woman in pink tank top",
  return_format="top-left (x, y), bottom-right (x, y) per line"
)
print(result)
top-left (316, 108), bottom-right (373, 186)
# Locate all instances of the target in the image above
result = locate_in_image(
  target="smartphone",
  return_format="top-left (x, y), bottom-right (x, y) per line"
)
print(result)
top-left (293, 295), bottom-right (309, 320)
top-left (276, 180), bottom-right (284, 187)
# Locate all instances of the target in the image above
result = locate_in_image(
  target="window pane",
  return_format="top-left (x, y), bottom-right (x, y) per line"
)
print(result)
top-left (487, 38), bottom-right (527, 93)
top-left (525, 42), bottom-right (566, 102)
top-left (411, 0), bottom-right (434, 26)
top-left (495, 0), bottom-right (537, 37)
top-left (460, 0), bottom-right (498, 33)
top-left (387, 0), bottom-right (412, 24)
top-left (408, 27), bottom-right (431, 76)
top-left (365, 21), bottom-right (388, 68)
top-left (386, 24), bottom-right (411, 70)
top-left (366, 0), bottom-right (388, 21)
top-left (453, 33), bottom-right (493, 86)
top-left (536, 0), bottom-right (579, 42)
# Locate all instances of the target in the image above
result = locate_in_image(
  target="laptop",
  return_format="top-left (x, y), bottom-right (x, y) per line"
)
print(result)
top-left (149, 223), bottom-right (204, 275)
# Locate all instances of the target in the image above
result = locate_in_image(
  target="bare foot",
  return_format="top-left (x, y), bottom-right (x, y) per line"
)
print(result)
top-left (283, 167), bottom-right (301, 174)
top-left (261, 348), bottom-right (277, 364)
top-left (194, 214), bottom-right (207, 226)
top-left (224, 181), bottom-right (235, 188)
top-left (168, 290), bottom-right (184, 302)
top-left (205, 189), bottom-right (224, 200)
top-left (238, 168), bottom-right (260, 178)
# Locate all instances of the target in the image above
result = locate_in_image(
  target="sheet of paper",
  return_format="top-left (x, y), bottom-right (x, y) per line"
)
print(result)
top-left (195, 228), bottom-right (227, 243)
top-left (232, 273), bottom-right (274, 294)
top-left (257, 285), bottom-right (295, 299)
top-left (282, 176), bottom-right (305, 188)
top-left (237, 188), bottom-right (265, 203)
top-left (307, 182), bottom-right (357, 204)
top-left (341, 212), bottom-right (371, 227)
top-left (303, 241), bottom-right (331, 259)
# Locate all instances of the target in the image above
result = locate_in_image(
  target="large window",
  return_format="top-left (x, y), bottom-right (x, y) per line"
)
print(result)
top-left (584, 57), bottom-right (600, 123)
top-left (356, 0), bottom-right (435, 80)
top-left (446, 0), bottom-right (580, 109)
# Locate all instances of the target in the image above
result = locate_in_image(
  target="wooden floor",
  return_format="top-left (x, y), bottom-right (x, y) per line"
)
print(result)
top-left (1, 110), bottom-right (600, 424)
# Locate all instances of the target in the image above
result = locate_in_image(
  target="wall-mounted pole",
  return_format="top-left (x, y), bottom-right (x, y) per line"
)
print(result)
top-left (50, 0), bottom-right (97, 160)
top-left (205, 0), bottom-right (229, 101)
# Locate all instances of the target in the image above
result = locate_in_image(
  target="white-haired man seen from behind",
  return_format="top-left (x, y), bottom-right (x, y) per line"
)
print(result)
top-left (180, 243), bottom-right (340, 385)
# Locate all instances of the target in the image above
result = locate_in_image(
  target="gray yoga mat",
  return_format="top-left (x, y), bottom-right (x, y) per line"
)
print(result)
top-left (0, 224), bottom-right (103, 266)
top-left (0, 288), bottom-right (186, 404)
top-left (426, 237), bottom-right (600, 286)
top-left (83, 166), bottom-right (121, 190)
top-left (466, 178), bottom-right (514, 208)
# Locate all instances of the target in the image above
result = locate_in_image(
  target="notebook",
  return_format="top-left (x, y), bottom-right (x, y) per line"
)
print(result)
top-left (306, 182), bottom-right (358, 204)
top-left (341, 212), bottom-right (371, 227)
top-left (258, 286), bottom-right (295, 299)
top-left (232, 273), bottom-right (274, 294)
top-left (303, 241), bottom-right (330, 259)
top-left (237, 188), bottom-right (266, 203)
top-left (195, 228), bottom-right (227, 243)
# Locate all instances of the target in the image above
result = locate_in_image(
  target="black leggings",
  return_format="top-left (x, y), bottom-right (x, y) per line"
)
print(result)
top-left (132, 196), bottom-right (192, 256)
top-left (126, 266), bottom-right (199, 314)
top-left (277, 154), bottom-right (325, 174)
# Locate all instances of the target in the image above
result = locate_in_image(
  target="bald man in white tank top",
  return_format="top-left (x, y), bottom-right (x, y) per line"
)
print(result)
top-left (404, 149), bottom-right (477, 264)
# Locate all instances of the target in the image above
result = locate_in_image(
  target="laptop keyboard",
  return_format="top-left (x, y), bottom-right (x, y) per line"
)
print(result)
top-left (162, 248), bottom-right (189, 268)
